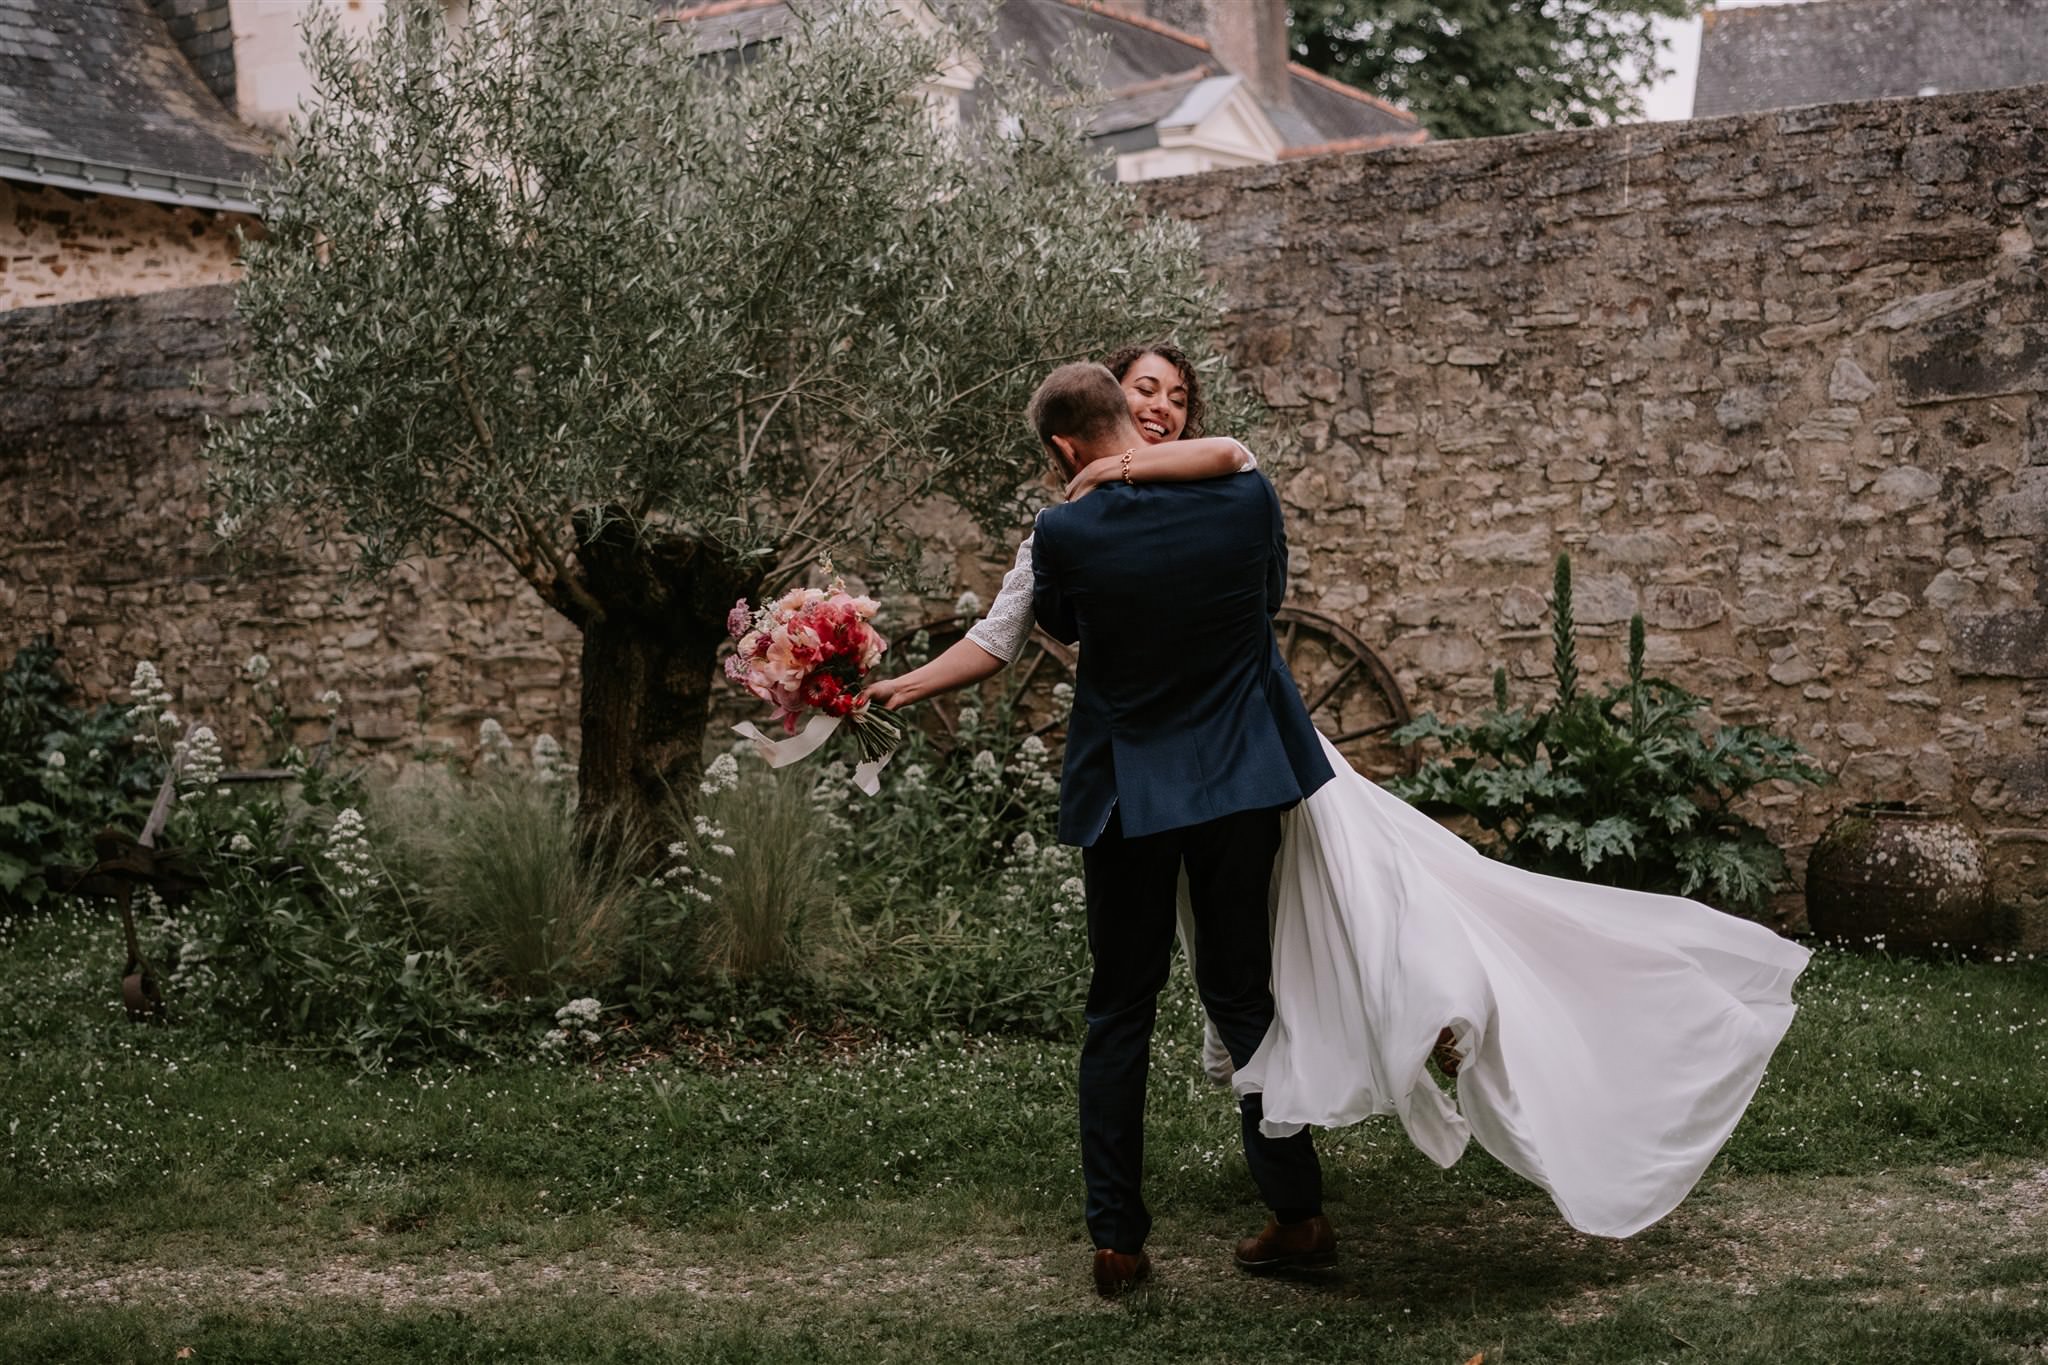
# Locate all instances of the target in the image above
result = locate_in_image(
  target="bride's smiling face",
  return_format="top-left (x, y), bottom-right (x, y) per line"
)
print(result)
top-left (1121, 353), bottom-right (1189, 445)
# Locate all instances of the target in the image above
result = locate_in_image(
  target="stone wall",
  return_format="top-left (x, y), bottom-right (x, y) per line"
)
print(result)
top-left (2, 82), bottom-right (2045, 919)
top-left (1137, 82), bottom-right (2048, 922)
top-left (0, 287), bottom-right (579, 767)
top-left (0, 183), bottom-right (256, 309)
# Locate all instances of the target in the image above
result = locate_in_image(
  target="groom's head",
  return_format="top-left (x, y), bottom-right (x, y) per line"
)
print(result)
top-left (1027, 362), bottom-right (1139, 479)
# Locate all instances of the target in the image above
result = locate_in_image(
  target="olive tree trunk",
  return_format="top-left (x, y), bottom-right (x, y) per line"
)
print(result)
top-left (570, 519), bottom-right (757, 830)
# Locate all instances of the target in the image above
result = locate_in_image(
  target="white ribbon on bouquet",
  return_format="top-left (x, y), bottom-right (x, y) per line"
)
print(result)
top-left (731, 713), bottom-right (892, 796)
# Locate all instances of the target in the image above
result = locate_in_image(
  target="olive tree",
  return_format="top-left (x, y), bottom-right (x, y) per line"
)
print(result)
top-left (210, 0), bottom-right (1224, 822)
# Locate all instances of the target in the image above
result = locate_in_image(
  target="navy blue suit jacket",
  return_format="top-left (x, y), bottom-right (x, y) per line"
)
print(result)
top-left (1031, 471), bottom-right (1335, 847)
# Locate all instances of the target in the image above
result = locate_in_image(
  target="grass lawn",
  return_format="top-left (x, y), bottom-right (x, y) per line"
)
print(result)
top-left (3, 905), bottom-right (2047, 1363)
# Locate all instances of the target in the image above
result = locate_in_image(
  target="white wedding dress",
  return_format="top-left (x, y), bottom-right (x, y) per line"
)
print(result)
top-left (970, 460), bottom-right (1810, 1241)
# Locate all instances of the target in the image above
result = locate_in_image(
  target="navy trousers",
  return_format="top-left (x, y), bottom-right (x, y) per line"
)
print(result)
top-left (1077, 806), bottom-right (1323, 1254)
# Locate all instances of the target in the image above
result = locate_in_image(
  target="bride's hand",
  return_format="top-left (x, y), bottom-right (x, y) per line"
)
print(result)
top-left (859, 676), bottom-right (915, 711)
top-left (1064, 460), bottom-right (1114, 502)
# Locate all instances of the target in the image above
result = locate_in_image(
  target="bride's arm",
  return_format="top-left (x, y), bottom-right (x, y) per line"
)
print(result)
top-left (862, 530), bottom-right (1036, 710)
top-left (862, 636), bottom-right (1003, 710)
top-left (1064, 436), bottom-right (1255, 501)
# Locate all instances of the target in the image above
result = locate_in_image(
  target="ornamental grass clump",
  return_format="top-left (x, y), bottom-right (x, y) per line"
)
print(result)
top-left (391, 774), bottom-right (636, 999)
top-left (646, 753), bottom-right (837, 983)
top-left (1390, 553), bottom-right (1824, 917)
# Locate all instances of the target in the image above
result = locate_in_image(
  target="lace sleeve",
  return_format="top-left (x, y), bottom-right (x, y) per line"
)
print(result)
top-left (965, 531), bottom-right (1036, 665)
top-left (1230, 439), bottom-right (1258, 472)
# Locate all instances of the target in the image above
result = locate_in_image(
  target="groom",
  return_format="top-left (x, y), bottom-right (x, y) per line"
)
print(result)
top-left (1026, 362), bottom-right (1338, 1296)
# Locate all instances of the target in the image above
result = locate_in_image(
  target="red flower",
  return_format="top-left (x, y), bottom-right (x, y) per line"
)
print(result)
top-left (801, 672), bottom-right (844, 711)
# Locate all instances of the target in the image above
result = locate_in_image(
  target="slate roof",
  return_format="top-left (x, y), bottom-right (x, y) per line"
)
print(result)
top-left (996, 0), bottom-right (1420, 151)
top-left (0, 0), bottom-right (268, 212)
top-left (672, 0), bottom-right (1425, 155)
top-left (1694, 0), bottom-right (2048, 118)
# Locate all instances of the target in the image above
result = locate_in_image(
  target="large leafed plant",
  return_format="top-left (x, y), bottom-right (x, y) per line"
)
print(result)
top-left (1389, 554), bottom-right (1823, 916)
top-left (209, 0), bottom-right (1226, 824)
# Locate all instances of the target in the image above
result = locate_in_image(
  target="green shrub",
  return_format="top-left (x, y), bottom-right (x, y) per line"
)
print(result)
top-left (0, 639), bottom-right (155, 911)
top-left (1389, 553), bottom-right (1824, 916)
top-left (831, 671), bottom-right (1089, 1038)
top-left (166, 756), bottom-right (500, 1068)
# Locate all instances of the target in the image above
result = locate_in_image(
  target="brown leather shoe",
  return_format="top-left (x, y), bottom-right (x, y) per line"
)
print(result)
top-left (1432, 1025), bottom-right (1464, 1078)
top-left (1234, 1214), bottom-right (1337, 1272)
top-left (1092, 1248), bottom-right (1151, 1297)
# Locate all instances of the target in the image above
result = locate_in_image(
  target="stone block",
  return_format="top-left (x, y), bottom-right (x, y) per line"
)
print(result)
top-left (1869, 465), bottom-right (1942, 514)
top-left (1715, 386), bottom-right (1773, 433)
top-left (1892, 306), bottom-right (2048, 406)
top-left (1949, 610), bottom-right (2048, 678)
top-left (1980, 468), bottom-right (2048, 539)
top-left (1449, 530), bottom-right (1550, 566)
top-left (1499, 585), bottom-right (1547, 628)
top-left (1828, 355), bottom-right (1879, 403)
top-left (1586, 529), bottom-right (1682, 565)
top-left (1573, 573), bottom-right (1638, 626)
top-left (1643, 585), bottom-right (1726, 630)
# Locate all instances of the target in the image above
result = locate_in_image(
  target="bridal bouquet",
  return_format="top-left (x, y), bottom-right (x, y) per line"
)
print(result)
top-left (723, 577), bottom-right (904, 793)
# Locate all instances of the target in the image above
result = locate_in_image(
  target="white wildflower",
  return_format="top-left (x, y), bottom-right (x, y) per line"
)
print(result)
top-left (531, 733), bottom-right (564, 784)
top-left (316, 689), bottom-right (343, 709)
top-left (700, 752), bottom-right (740, 797)
top-left (214, 511), bottom-right (243, 540)
top-left (556, 997), bottom-right (602, 1026)
top-left (242, 653), bottom-right (272, 682)
top-left (1052, 682), bottom-right (1074, 707)
top-left (43, 751), bottom-right (65, 770)
top-left (128, 660), bottom-right (174, 708)
top-left (478, 718), bottom-right (510, 764)
top-left (954, 589), bottom-right (983, 616)
top-left (174, 726), bottom-right (225, 792)
top-left (228, 833), bottom-right (255, 854)
top-left (324, 807), bottom-right (377, 899)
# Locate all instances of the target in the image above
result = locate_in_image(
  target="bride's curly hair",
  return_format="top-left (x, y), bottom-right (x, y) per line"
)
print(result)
top-left (1102, 342), bottom-right (1206, 440)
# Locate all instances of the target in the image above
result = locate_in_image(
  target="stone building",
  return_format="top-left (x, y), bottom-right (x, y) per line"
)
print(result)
top-left (1695, 0), bottom-right (2048, 117)
top-left (3, 0), bottom-right (1416, 311)
top-left (0, 0), bottom-right (269, 309)
top-left (676, 0), bottom-right (1426, 180)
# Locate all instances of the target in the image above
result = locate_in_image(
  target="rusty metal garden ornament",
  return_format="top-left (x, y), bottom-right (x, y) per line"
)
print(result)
top-left (51, 730), bottom-right (204, 1021)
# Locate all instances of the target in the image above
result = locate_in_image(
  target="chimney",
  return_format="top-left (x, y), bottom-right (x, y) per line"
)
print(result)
top-left (1203, 0), bottom-right (1293, 110)
top-left (151, 0), bottom-right (239, 111)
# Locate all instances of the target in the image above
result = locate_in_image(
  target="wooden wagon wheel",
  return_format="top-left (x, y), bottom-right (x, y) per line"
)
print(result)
top-left (904, 615), bottom-right (1076, 753)
top-left (907, 606), bottom-right (1411, 777)
top-left (1274, 606), bottom-right (1415, 780)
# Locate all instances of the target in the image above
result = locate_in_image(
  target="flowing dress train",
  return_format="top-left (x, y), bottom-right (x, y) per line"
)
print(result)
top-left (1229, 735), bottom-right (1810, 1239)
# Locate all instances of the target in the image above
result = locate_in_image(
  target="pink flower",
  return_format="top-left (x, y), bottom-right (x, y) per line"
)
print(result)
top-left (727, 599), bottom-right (752, 639)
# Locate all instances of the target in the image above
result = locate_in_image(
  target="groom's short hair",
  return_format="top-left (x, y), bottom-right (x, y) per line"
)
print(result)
top-left (1027, 362), bottom-right (1129, 453)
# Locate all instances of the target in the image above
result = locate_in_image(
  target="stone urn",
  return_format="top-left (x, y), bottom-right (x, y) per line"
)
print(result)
top-left (1805, 802), bottom-right (1996, 955)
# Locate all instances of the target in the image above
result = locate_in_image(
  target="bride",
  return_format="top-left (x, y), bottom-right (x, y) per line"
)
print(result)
top-left (865, 344), bottom-right (1809, 1240)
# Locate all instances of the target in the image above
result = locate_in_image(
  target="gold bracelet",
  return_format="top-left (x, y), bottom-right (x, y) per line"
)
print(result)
top-left (1120, 449), bottom-right (1134, 485)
